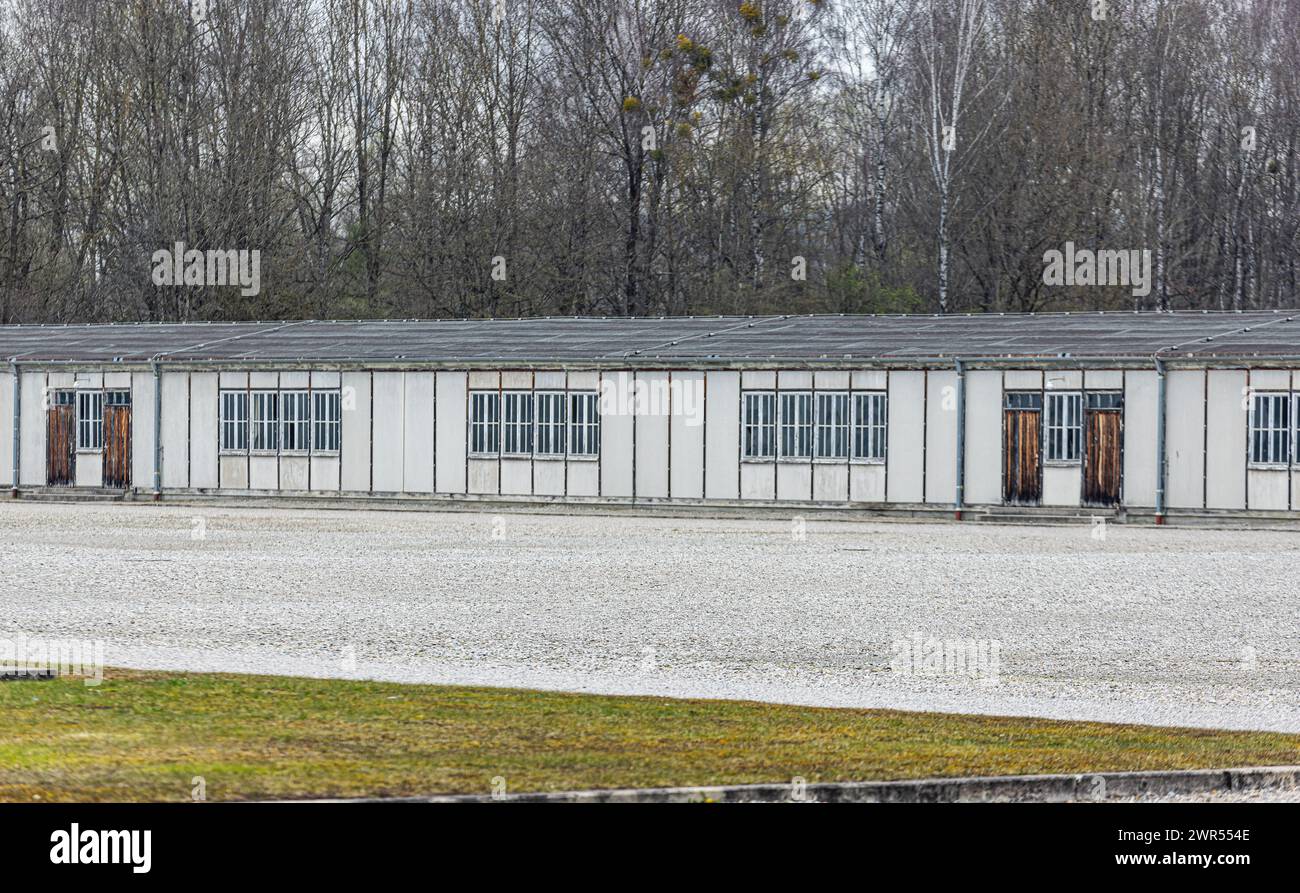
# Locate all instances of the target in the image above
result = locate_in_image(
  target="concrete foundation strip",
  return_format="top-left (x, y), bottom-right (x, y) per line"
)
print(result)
top-left (298, 766), bottom-right (1300, 804)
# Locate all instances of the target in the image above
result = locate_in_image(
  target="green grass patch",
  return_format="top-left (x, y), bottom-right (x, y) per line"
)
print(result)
top-left (2, 668), bottom-right (1297, 801)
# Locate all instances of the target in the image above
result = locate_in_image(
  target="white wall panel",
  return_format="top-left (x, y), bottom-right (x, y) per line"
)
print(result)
top-left (776, 462), bottom-right (812, 501)
top-left (704, 371), bottom-right (739, 500)
top-left (534, 460), bottom-right (565, 496)
top-left (814, 370), bottom-right (850, 390)
top-left (340, 372), bottom-right (371, 492)
top-left (1004, 370), bottom-right (1043, 390)
top-left (886, 372), bottom-right (924, 503)
top-left (1249, 369), bottom-right (1289, 390)
top-left (161, 373), bottom-right (190, 488)
top-left (567, 460), bottom-right (598, 497)
top-left (502, 370), bottom-right (531, 389)
top-left (310, 456), bottom-right (340, 492)
top-left (371, 372), bottom-right (404, 492)
top-left (190, 373), bottom-right (219, 489)
top-left (600, 372), bottom-right (634, 498)
top-left (742, 371), bottom-right (776, 390)
top-left (964, 371), bottom-right (1002, 505)
top-left (1042, 465), bottom-right (1080, 506)
top-left (435, 372), bottom-right (467, 494)
top-left (851, 370), bottom-right (886, 390)
top-left (1205, 370), bottom-right (1246, 510)
top-left (75, 452), bottom-right (101, 487)
top-left (1084, 370), bottom-right (1123, 390)
top-left (1248, 470), bottom-right (1288, 510)
top-left (19, 372), bottom-right (44, 485)
top-left (670, 371), bottom-right (705, 498)
top-left (280, 456), bottom-right (309, 491)
top-left (925, 371), bottom-right (958, 504)
top-left (131, 372), bottom-right (156, 490)
top-left (403, 372), bottom-right (435, 493)
top-left (219, 456), bottom-right (248, 489)
top-left (813, 464), bottom-right (848, 502)
top-left (500, 458), bottom-right (531, 495)
top-left (1044, 370), bottom-right (1081, 390)
top-left (1123, 371), bottom-right (1157, 507)
top-left (467, 458), bottom-right (498, 495)
top-left (635, 372), bottom-right (669, 498)
top-left (250, 455), bottom-right (277, 490)
top-left (0, 371), bottom-right (12, 487)
top-left (1165, 370), bottom-right (1205, 509)
top-left (741, 463), bottom-right (775, 500)
top-left (569, 371), bottom-right (598, 391)
top-left (849, 464), bottom-right (886, 502)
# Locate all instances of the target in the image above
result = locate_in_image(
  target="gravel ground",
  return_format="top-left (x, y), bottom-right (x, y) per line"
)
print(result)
top-left (1110, 786), bottom-right (1300, 803)
top-left (1, 501), bottom-right (1298, 733)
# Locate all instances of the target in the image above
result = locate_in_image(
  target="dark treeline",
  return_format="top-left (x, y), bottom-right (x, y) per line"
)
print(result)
top-left (0, 0), bottom-right (1296, 324)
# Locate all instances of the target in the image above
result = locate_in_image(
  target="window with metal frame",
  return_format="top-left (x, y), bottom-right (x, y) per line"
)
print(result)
top-left (536, 392), bottom-right (567, 456)
top-left (1005, 392), bottom-right (1044, 410)
top-left (1086, 391), bottom-right (1123, 410)
top-left (502, 391), bottom-right (534, 455)
top-left (470, 391), bottom-right (500, 456)
top-left (281, 391), bottom-right (311, 452)
top-left (853, 392), bottom-right (887, 461)
top-left (77, 390), bottom-right (104, 450)
top-left (742, 392), bottom-right (777, 459)
top-left (220, 390), bottom-right (249, 452)
top-left (105, 391), bottom-right (131, 406)
top-left (1250, 392), bottom-right (1289, 465)
top-left (1045, 391), bottom-right (1083, 462)
top-left (569, 392), bottom-right (600, 457)
top-left (313, 390), bottom-right (342, 452)
top-left (815, 392), bottom-right (850, 459)
top-left (251, 390), bottom-right (280, 452)
top-left (50, 390), bottom-right (76, 406)
top-left (780, 392), bottom-right (814, 459)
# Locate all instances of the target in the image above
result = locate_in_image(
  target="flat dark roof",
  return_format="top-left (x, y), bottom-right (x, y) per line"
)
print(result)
top-left (3, 312), bottom-right (1300, 364)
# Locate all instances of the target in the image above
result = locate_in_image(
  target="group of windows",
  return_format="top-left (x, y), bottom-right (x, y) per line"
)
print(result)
top-left (1248, 392), bottom-right (1299, 466)
top-left (79, 381), bottom-right (1300, 472)
top-left (1017, 391), bottom-right (1123, 463)
top-left (742, 391), bottom-right (887, 461)
top-left (220, 389), bottom-right (342, 454)
top-left (470, 391), bottom-right (600, 458)
top-left (63, 389), bottom-right (131, 450)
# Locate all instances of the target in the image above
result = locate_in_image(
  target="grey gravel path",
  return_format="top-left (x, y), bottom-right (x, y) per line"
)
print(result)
top-left (1, 501), bottom-right (1297, 732)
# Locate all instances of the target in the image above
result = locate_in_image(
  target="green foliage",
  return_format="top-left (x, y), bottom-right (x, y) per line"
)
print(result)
top-left (825, 265), bottom-right (927, 314)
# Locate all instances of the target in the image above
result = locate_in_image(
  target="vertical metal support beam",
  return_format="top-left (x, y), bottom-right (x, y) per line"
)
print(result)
top-left (1154, 356), bottom-right (1167, 524)
top-left (954, 358), bottom-right (966, 520)
top-left (152, 361), bottom-right (163, 500)
top-left (10, 361), bottom-right (19, 497)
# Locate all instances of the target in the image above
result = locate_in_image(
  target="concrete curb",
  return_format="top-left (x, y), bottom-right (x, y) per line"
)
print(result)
top-left (15, 487), bottom-right (1300, 531)
top-left (298, 765), bottom-right (1300, 804)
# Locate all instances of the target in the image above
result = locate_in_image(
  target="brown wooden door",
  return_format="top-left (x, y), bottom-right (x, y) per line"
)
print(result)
top-left (46, 404), bottom-right (76, 486)
top-left (1003, 409), bottom-right (1041, 504)
top-left (103, 404), bottom-right (132, 489)
top-left (1083, 410), bottom-right (1122, 506)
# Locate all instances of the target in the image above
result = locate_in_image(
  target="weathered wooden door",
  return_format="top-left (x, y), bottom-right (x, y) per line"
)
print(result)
top-left (103, 403), bottom-right (132, 488)
top-left (1003, 408), bottom-right (1042, 505)
top-left (46, 398), bottom-right (76, 486)
top-left (1083, 410), bottom-right (1122, 506)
